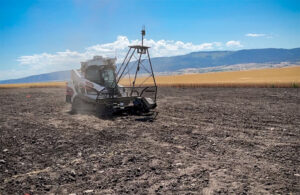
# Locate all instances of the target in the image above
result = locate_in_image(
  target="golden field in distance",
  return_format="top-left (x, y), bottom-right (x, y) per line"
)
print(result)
top-left (0, 66), bottom-right (299, 89)
top-left (120, 66), bottom-right (300, 88)
top-left (0, 81), bottom-right (67, 89)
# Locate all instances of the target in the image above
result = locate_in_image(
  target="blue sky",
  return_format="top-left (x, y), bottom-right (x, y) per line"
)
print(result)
top-left (0, 0), bottom-right (300, 80)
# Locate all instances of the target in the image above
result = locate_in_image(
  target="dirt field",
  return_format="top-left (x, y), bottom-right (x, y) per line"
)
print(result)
top-left (0, 87), bottom-right (299, 194)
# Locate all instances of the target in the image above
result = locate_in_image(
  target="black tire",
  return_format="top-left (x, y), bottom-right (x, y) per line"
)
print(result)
top-left (71, 96), bottom-right (84, 114)
top-left (96, 104), bottom-right (113, 117)
top-left (66, 95), bottom-right (71, 103)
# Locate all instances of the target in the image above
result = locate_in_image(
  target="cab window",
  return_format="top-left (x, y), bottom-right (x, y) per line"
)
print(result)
top-left (101, 69), bottom-right (116, 88)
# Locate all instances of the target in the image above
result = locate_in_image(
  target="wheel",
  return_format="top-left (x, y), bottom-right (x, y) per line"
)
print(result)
top-left (96, 104), bottom-right (113, 117)
top-left (71, 96), bottom-right (85, 114)
top-left (66, 95), bottom-right (71, 103)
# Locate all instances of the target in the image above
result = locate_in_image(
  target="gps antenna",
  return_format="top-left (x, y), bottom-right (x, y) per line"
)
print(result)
top-left (141, 26), bottom-right (146, 46)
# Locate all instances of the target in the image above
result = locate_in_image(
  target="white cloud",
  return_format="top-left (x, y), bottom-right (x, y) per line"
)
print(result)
top-left (245, 33), bottom-right (266, 37)
top-left (226, 40), bottom-right (243, 47)
top-left (1, 36), bottom-right (243, 80)
top-left (84, 37), bottom-right (224, 59)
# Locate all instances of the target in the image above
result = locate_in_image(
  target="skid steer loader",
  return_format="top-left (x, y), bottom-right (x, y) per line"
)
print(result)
top-left (66, 28), bottom-right (157, 117)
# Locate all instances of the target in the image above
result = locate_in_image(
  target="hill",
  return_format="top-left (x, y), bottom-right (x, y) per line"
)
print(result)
top-left (0, 70), bottom-right (70, 84)
top-left (151, 48), bottom-right (300, 72)
top-left (0, 48), bottom-right (299, 84)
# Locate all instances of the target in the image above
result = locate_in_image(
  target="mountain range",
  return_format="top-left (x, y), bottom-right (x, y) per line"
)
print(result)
top-left (150, 48), bottom-right (300, 72)
top-left (0, 48), bottom-right (299, 84)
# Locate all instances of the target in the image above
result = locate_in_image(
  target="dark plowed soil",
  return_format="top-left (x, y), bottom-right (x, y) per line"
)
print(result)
top-left (0, 87), bottom-right (299, 194)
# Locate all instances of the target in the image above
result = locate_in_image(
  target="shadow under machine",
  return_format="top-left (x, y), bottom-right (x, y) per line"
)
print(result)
top-left (66, 28), bottom-right (157, 115)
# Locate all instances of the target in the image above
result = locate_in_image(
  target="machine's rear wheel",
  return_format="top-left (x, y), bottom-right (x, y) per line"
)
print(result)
top-left (71, 96), bottom-right (85, 114)
top-left (66, 95), bottom-right (71, 103)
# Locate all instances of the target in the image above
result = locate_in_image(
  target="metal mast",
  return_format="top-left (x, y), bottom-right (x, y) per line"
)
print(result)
top-left (116, 27), bottom-right (157, 101)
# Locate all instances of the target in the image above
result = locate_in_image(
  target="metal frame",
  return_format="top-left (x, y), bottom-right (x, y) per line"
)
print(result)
top-left (95, 86), bottom-right (156, 101)
top-left (116, 28), bottom-right (157, 102)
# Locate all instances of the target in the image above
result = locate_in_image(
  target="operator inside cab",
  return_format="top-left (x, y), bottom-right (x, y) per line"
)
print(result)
top-left (85, 65), bottom-right (117, 89)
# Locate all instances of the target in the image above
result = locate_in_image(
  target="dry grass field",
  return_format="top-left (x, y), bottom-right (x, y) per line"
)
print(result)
top-left (0, 66), bottom-right (299, 88)
top-left (0, 81), bottom-right (66, 89)
top-left (121, 66), bottom-right (300, 87)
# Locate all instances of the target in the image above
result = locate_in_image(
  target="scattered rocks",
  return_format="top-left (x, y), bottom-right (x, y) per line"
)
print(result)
top-left (83, 189), bottom-right (94, 193)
